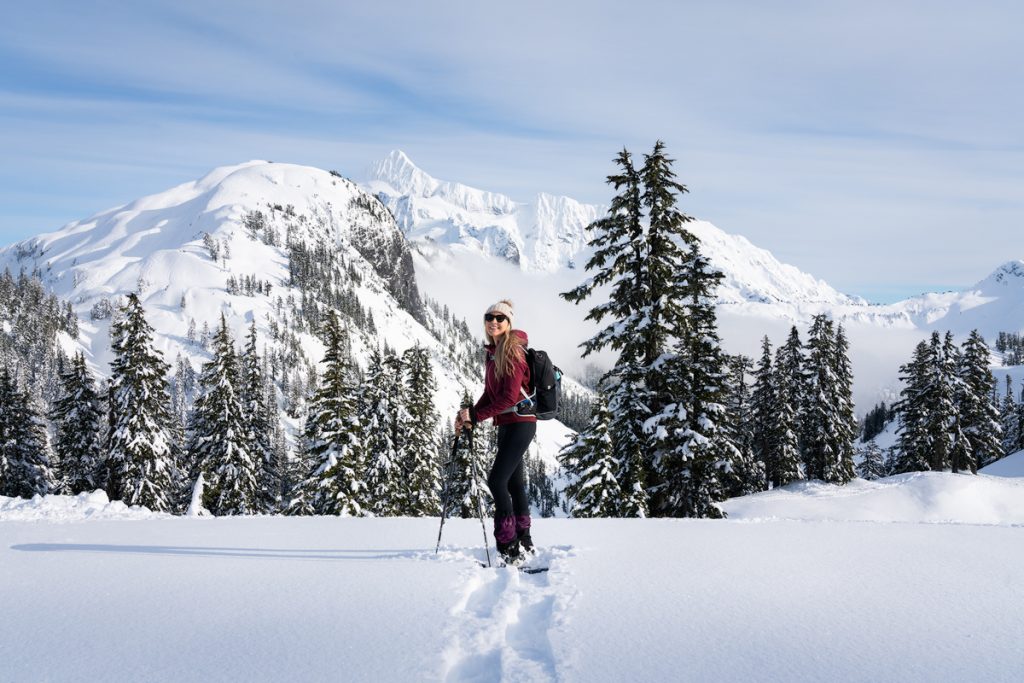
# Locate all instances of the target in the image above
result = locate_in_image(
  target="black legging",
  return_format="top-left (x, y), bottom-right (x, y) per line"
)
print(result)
top-left (486, 421), bottom-right (537, 519)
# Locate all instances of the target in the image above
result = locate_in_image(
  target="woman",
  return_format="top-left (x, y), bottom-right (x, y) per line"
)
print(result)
top-left (455, 299), bottom-right (537, 564)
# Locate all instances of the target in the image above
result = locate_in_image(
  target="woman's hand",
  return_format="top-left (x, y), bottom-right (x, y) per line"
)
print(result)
top-left (454, 408), bottom-right (471, 431)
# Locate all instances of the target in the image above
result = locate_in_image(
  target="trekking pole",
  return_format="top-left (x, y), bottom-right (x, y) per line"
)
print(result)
top-left (466, 427), bottom-right (493, 568)
top-left (434, 431), bottom-right (460, 555)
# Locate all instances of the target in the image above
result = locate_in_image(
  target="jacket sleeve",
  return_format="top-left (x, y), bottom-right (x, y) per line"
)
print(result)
top-left (470, 391), bottom-right (490, 425)
top-left (472, 353), bottom-right (528, 424)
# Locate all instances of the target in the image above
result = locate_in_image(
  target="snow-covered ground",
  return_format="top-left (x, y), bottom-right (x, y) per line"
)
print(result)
top-left (980, 449), bottom-right (1024, 477)
top-left (3, 473), bottom-right (1023, 682)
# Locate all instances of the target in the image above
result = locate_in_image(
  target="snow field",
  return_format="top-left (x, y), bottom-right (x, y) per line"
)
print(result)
top-left (721, 471), bottom-right (1024, 525)
top-left (3, 472), bottom-right (1024, 682)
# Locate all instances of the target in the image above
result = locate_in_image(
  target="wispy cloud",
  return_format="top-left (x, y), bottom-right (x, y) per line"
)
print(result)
top-left (2, 0), bottom-right (1023, 302)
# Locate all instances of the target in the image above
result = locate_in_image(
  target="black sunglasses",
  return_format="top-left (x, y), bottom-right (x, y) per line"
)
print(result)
top-left (484, 313), bottom-right (508, 323)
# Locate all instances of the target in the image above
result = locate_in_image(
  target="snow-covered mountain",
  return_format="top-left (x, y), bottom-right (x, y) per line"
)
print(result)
top-left (3, 154), bottom-right (1022, 417)
top-left (364, 150), bottom-right (860, 310)
top-left (364, 150), bottom-right (602, 273)
top-left (363, 150), bottom-right (1024, 341)
top-left (0, 160), bottom-right (577, 468)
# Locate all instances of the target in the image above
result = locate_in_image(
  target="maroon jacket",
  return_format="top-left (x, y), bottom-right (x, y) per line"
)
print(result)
top-left (470, 330), bottom-right (537, 426)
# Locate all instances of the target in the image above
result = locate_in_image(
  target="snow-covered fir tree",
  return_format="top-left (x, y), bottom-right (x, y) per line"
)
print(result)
top-left (1000, 376), bottom-right (1019, 455)
top-left (801, 315), bottom-right (855, 483)
top-left (830, 324), bottom-right (858, 482)
top-left (750, 337), bottom-right (778, 488)
top-left (721, 353), bottom-right (763, 497)
top-left (606, 362), bottom-right (651, 517)
top-left (105, 293), bottom-right (178, 512)
top-left (240, 321), bottom-right (283, 512)
top-left (561, 148), bottom-right (651, 517)
top-left (361, 347), bottom-right (409, 516)
top-left (440, 391), bottom-right (492, 519)
top-left (289, 313), bottom-right (365, 516)
top-left (893, 339), bottom-right (935, 474)
top-left (563, 142), bottom-right (737, 518)
top-left (957, 330), bottom-right (1003, 472)
top-left (938, 332), bottom-right (968, 473)
top-left (0, 365), bottom-right (54, 498)
top-left (772, 334), bottom-right (805, 487)
top-left (893, 332), bottom-right (968, 474)
top-left (187, 314), bottom-right (260, 515)
top-left (645, 242), bottom-right (733, 518)
top-left (51, 352), bottom-right (104, 494)
top-left (401, 345), bottom-right (441, 516)
top-left (559, 393), bottom-right (622, 517)
top-left (856, 442), bottom-right (887, 480)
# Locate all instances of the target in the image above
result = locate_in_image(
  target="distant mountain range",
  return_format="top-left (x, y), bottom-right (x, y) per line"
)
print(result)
top-left (363, 150), bottom-right (1024, 339)
top-left (1, 153), bottom-right (1021, 420)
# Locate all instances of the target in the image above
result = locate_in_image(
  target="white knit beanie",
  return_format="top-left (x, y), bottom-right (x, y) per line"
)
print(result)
top-left (485, 299), bottom-right (514, 322)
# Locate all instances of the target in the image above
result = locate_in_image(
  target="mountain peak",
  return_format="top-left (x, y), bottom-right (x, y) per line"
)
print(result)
top-left (367, 150), bottom-right (438, 197)
top-left (975, 260), bottom-right (1024, 291)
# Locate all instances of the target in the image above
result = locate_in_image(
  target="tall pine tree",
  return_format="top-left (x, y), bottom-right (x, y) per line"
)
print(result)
top-left (290, 313), bottom-right (365, 516)
top-left (105, 294), bottom-right (177, 511)
top-left (401, 345), bottom-right (441, 516)
top-left (188, 314), bottom-right (260, 515)
top-left (957, 330), bottom-right (1002, 472)
top-left (0, 365), bottom-right (54, 498)
top-left (52, 352), bottom-right (104, 495)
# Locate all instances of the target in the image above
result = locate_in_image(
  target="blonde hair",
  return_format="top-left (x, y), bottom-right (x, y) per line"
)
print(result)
top-left (484, 299), bottom-right (524, 378)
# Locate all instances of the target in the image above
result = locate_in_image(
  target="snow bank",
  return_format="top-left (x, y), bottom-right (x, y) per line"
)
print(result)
top-left (720, 471), bottom-right (1024, 525)
top-left (980, 449), bottom-right (1024, 478)
top-left (0, 490), bottom-right (169, 522)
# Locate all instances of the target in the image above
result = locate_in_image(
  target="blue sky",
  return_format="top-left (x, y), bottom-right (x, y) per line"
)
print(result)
top-left (2, 0), bottom-right (1022, 303)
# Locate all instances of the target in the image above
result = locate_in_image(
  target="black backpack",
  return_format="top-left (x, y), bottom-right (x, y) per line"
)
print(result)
top-left (514, 348), bottom-right (562, 420)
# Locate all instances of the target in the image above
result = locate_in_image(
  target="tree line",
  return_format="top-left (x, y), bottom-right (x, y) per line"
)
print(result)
top-left (556, 142), bottom-right (859, 519)
top-left (1, 286), bottom-right (565, 516)
top-left (857, 330), bottom-right (1008, 478)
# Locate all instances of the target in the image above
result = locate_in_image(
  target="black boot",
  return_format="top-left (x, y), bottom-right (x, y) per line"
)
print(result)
top-left (496, 537), bottom-right (523, 566)
top-left (517, 528), bottom-right (535, 555)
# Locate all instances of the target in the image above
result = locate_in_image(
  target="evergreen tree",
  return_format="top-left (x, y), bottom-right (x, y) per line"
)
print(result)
top-left (362, 347), bottom-right (408, 516)
top-left (606, 363), bottom-right (651, 517)
top-left (561, 148), bottom-right (651, 517)
top-left (801, 316), bottom-right (855, 483)
top-left (188, 315), bottom-right (259, 515)
top-left (1000, 375), bottom-right (1019, 455)
top-left (772, 329), bottom-right (805, 487)
top-left (51, 352), bottom-right (104, 494)
top-left (721, 353), bottom-right (763, 496)
top-left (559, 394), bottom-right (621, 517)
top-left (893, 332), bottom-right (964, 474)
top-left (957, 330), bottom-right (1002, 472)
top-left (751, 337), bottom-right (778, 488)
top-left (639, 141), bottom-right (695, 407)
top-left (0, 365), bottom-right (54, 498)
top-left (893, 339), bottom-right (934, 473)
top-left (105, 294), bottom-right (177, 511)
top-left (829, 324), bottom-right (858, 483)
top-left (240, 321), bottom-right (282, 512)
top-left (645, 244), bottom-right (733, 518)
top-left (856, 442), bottom-right (887, 480)
top-left (441, 391), bottom-right (492, 519)
top-left (401, 345), bottom-right (441, 516)
top-left (929, 333), bottom-right (962, 472)
top-left (289, 313), bottom-right (364, 516)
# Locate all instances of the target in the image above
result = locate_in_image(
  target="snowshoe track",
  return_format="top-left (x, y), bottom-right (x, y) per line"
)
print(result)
top-left (440, 546), bottom-right (574, 682)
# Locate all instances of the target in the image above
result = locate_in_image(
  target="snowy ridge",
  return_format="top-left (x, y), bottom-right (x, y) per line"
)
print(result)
top-left (364, 150), bottom-right (600, 273)
top-left (0, 161), bottom-right (495, 448)
top-left (0, 490), bottom-right (170, 522)
top-left (720, 471), bottom-right (1024, 525)
top-left (981, 448), bottom-right (1024, 477)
